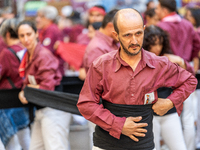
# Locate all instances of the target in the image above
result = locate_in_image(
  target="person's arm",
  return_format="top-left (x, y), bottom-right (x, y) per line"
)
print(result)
top-left (153, 59), bottom-right (197, 116)
top-left (35, 54), bottom-right (61, 91)
top-left (193, 57), bottom-right (199, 74)
top-left (0, 64), bottom-right (2, 80)
top-left (0, 50), bottom-right (10, 81)
top-left (77, 64), bottom-right (125, 139)
top-left (77, 63), bottom-right (147, 140)
top-left (191, 30), bottom-right (200, 61)
top-left (164, 54), bottom-right (186, 69)
top-left (42, 28), bottom-right (63, 53)
top-left (164, 53), bottom-right (195, 74)
top-left (84, 47), bottom-right (107, 72)
top-left (19, 90), bottom-right (28, 104)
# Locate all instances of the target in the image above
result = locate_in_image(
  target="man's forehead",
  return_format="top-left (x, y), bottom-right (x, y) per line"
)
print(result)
top-left (118, 15), bottom-right (143, 26)
top-left (89, 11), bottom-right (103, 16)
top-left (117, 9), bottom-right (143, 24)
top-left (37, 12), bottom-right (45, 17)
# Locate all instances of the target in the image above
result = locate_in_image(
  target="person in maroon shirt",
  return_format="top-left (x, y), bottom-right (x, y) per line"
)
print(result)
top-left (77, 8), bottom-right (197, 150)
top-left (144, 8), bottom-right (159, 27)
top-left (17, 20), bottom-right (72, 150)
top-left (76, 5), bottom-right (106, 45)
top-left (83, 9), bottom-right (119, 73)
top-left (143, 25), bottom-right (188, 150)
top-left (156, 0), bottom-right (200, 73)
top-left (155, 1), bottom-right (200, 150)
top-left (35, 5), bottom-right (65, 75)
top-left (185, 7), bottom-right (200, 36)
top-left (185, 7), bottom-right (200, 150)
top-left (142, 0), bottom-right (156, 25)
top-left (0, 18), bottom-right (30, 150)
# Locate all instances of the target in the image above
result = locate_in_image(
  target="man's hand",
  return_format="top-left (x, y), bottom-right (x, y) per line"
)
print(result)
top-left (78, 68), bottom-right (86, 81)
top-left (28, 84), bottom-right (40, 89)
top-left (53, 41), bottom-right (60, 50)
top-left (18, 90), bottom-right (28, 104)
top-left (121, 116), bottom-right (148, 142)
top-left (152, 98), bottom-right (174, 116)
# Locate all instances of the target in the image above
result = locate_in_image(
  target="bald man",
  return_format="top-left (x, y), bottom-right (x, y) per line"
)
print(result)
top-left (77, 8), bottom-right (197, 150)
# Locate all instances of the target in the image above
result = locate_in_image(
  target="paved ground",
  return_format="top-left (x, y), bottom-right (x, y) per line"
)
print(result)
top-left (69, 122), bottom-right (91, 150)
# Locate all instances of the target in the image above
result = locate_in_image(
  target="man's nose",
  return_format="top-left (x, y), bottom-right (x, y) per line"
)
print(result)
top-left (131, 36), bottom-right (137, 44)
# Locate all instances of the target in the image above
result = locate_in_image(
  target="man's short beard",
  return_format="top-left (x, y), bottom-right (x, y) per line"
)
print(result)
top-left (119, 39), bottom-right (141, 56)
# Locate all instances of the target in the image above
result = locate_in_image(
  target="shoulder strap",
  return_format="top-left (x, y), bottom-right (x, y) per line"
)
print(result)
top-left (6, 47), bottom-right (19, 88)
top-left (7, 77), bottom-right (17, 89)
top-left (7, 47), bottom-right (20, 62)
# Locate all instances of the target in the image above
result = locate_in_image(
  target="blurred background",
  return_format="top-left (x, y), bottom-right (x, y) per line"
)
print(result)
top-left (0, 0), bottom-right (199, 23)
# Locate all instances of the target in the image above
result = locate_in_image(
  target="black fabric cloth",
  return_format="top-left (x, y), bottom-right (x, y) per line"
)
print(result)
top-left (24, 86), bottom-right (81, 115)
top-left (61, 76), bottom-right (84, 94)
top-left (30, 76), bottom-right (84, 110)
top-left (153, 87), bottom-right (176, 116)
top-left (196, 74), bottom-right (200, 89)
top-left (0, 88), bottom-right (28, 108)
top-left (93, 100), bottom-right (154, 150)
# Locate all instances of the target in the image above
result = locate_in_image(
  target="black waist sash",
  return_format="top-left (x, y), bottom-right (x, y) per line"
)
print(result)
top-left (0, 88), bottom-right (28, 108)
top-left (93, 100), bottom-right (154, 150)
top-left (24, 86), bottom-right (81, 115)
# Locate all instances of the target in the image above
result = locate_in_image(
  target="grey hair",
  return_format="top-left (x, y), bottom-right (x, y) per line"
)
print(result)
top-left (2, 6), bottom-right (13, 15)
top-left (0, 18), bottom-right (19, 38)
top-left (37, 6), bottom-right (58, 21)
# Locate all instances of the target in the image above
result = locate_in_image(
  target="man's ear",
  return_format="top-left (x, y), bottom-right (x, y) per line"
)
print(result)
top-left (6, 32), bottom-right (10, 38)
top-left (112, 31), bottom-right (119, 41)
top-left (107, 22), bottom-right (114, 28)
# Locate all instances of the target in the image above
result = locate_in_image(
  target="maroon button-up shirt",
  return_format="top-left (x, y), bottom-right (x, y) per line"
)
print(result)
top-left (0, 44), bottom-right (24, 89)
top-left (76, 29), bottom-right (91, 45)
top-left (157, 13), bottom-right (200, 61)
top-left (83, 31), bottom-right (119, 72)
top-left (77, 49), bottom-right (197, 139)
top-left (22, 43), bottom-right (62, 91)
top-left (38, 23), bottom-right (65, 75)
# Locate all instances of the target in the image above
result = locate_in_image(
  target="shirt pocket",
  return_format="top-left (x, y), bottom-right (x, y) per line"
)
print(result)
top-left (143, 87), bottom-right (158, 105)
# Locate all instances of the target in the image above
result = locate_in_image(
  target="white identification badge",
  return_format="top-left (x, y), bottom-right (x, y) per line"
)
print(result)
top-left (28, 75), bottom-right (37, 85)
top-left (144, 92), bottom-right (155, 105)
top-left (43, 37), bottom-right (51, 46)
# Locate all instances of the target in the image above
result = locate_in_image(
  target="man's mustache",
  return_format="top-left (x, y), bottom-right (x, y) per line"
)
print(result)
top-left (128, 44), bottom-right (140, 48)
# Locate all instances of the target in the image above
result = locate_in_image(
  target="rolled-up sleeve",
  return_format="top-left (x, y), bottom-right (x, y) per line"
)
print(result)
top-left (164, 60), bottom-right (197, 115)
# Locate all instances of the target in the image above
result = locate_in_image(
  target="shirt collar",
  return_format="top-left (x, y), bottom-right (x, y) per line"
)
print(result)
top-left (114, 48), bottom-right (155, 72)
top-left (27, 43), bottom-right (41, 63)
top-left (161, 12), bottom-right (181, 22)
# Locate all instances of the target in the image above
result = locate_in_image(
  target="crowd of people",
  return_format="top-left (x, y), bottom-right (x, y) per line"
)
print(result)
top-left (0, 0), bottom-right (200, 150)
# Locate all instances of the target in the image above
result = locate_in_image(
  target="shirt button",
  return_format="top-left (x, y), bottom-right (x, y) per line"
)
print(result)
top-left (131, 94), bottom-right (134, 96)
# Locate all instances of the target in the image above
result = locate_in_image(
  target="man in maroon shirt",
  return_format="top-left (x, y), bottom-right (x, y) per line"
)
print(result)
top-left (83, 9), bottom-right (119, 73)
top-left (35, 6), bottom-right (65, 75)
top-left (76, 5), bottom-right (106, 45)
top-left (77, 8), bottom-right (197, 150)
top-left (156, 0), bottom-right (200, 72)
top-left (155, 1), bottom-right (200, 149)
